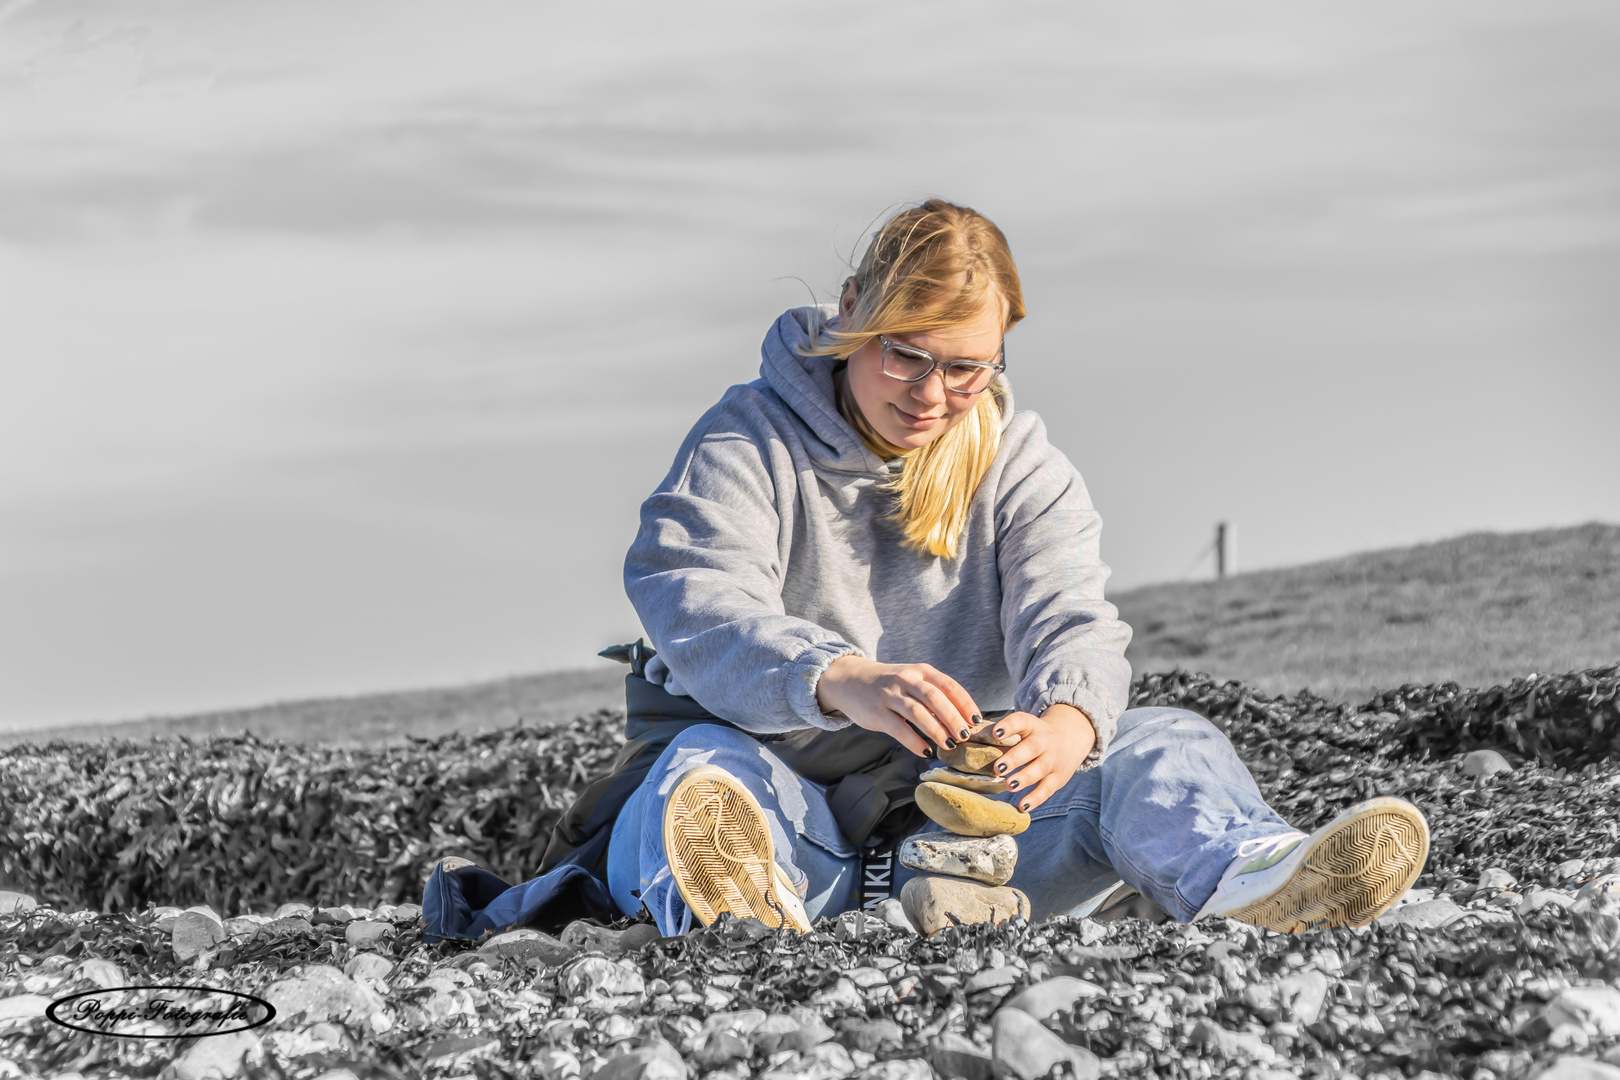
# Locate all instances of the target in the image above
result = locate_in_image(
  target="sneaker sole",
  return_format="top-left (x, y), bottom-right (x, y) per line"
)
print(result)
top-left (662, 765), bottom-right (811, 933)
top-left (1227, 797), bottom-right (1430, 933)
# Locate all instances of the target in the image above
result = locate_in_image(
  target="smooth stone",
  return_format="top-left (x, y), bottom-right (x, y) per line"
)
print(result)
top-left (991, 1007), bottom-right (1100, 1080)
top-left (758, 1042), bottom-right (857, 1080)
top-left (560, 920), bottom-right (662, 956)
top-left (1461, 749), bottom-right (1514, 776)
top-left (1378, 897), bottom-right (1466, 929)
top-left (536, 1049), bottom-right (583, 1080)
top-left (344, 920), bottom-right (396, 950)
top-left (0, 892), bottom-right (37, 916)
top-left (1189, 1018), bottom-right (1277, 1064)
top-left (1477, 867), bottom-right (1519, 892)
top-left (274, 902), bottom-right (314, 919)
top-left (900, 832), bottom-right (1018, 885)
top-left (262, 965), bottom-right (390, 1031)
top-left (1533, 1057), bottom-right (1620, 1080)
top-left (966, 723), bottom-right (1022, 748)
top-left (1558, 859), bottom-right (1589, 880)
top-left (919, 765), bottom-right (1008, 794)
top-left (391, 903), bottom-right (424, 923)
top-left (1547, 987), bottom-right (1620, 1038)
top-left (836, 1018), bottom-right (907, 1054)
top-left (480, 928), bottom-right (580, 967)
top-left (858, 1061), bottom-right (935, 1080)
top-left (588, 1040), bottom-right (687, 1080)
top-left (938, 743), bottom-right (1005, 775)
top-left (312, 906), bottom-right (356, 925)
top-left (1002, 976), bottom-right (1106, 1022)
top-left (172, 911), bottom-right (226, 962)
top-left (173, 1031), bottom-right (263, 1080)
top-left (342, 952), bottom-right (394, 990)
top-left (561, 956), bottom-right (646, 1001)
top-left (929, 1032), bottom-right (993, 1080)
top-left (915, 783), bottom-right (1029, 837)
top-left (967, 966), bottom-right (1023, 994)
top-left (72, 959), bottom-right (126, 990)
top-left (182, 904), bottom-right (223, 927)
top-left (901, 875), bottom-right (1031, 937)
top-left (870, 897), bottom-right (916, 933)
top-left (1522, 888), bottom-right (1577, 915)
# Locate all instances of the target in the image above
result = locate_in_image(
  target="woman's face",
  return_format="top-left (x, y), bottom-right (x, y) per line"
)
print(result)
top-left (841, 282), bottom-right (1006, 453)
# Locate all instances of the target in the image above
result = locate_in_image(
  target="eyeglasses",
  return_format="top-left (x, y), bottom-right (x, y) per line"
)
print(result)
top-left (878, 335), bottom-right (1005, 396)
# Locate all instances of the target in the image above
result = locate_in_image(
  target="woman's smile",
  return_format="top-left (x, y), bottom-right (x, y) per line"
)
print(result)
top-left (892, 404), bottom-right (945, 428)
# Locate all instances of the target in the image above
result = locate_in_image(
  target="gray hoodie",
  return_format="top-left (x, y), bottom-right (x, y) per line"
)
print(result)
top-left (624, 306), bottom-right (1133, 768)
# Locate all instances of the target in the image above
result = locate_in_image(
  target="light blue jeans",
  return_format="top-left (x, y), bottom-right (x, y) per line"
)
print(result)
top-left (605, 707), bottom-right (1292, 934)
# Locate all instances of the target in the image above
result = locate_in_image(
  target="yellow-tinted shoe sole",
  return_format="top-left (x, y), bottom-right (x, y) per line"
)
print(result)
top-left (662, 765), bottom-right (810, 933)
top-left (1228, 797), bottom-right (1430, 933)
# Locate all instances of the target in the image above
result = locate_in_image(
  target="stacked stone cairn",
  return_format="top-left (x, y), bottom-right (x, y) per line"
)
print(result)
top-left (898, 729), bottom-right (1033, 936)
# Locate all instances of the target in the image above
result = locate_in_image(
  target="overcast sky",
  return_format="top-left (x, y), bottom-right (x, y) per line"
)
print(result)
top-left (2, 0), bottom-right (1617, 730)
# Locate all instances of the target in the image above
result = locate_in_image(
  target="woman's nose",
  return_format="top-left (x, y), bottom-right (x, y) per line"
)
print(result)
top-left (911, 369), bottom-right (948, 406)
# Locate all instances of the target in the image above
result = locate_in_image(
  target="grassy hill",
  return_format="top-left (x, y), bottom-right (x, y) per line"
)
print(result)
top-left (5, 522), bottom-right (1615, 748)
top-left (1114, 521), bottom-right (1620, 702)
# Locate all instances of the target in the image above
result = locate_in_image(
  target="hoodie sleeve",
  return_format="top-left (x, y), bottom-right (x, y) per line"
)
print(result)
top-left (994, 414), bottom-right (1134, 769)
top-left (624, 402), bottom-right (861, 734)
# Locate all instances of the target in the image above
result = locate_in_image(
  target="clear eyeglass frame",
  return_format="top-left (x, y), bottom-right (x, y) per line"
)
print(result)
top-left (877, 335), bottom-right (1006, 396)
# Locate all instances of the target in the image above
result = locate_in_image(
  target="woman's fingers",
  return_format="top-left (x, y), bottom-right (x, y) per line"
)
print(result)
top-left (909, 678), bottom-right (972, 743)
top-left (1012, 770), bottom-right (1066, 814)
top-left (990, 712), bottom-right (1042, 777)
top-left (925, 667), bottom-right (983, 735)
top-left (875, 712), bottom-right (934, 758)
top-left (890, 688), bottom-right (955, 750)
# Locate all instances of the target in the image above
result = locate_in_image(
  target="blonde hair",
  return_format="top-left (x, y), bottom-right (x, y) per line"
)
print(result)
top-left (803, 199), bottom-right (1026, 559)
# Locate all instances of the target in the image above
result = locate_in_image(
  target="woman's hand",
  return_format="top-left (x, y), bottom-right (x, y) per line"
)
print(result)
top-left (984, 703), bottom-right (1097, 813)
top-left (816, 655), bottom-right (982, 758)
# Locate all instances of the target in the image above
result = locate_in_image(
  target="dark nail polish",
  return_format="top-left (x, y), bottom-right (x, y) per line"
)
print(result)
top-left (944, 738), bottom-right (957, 750)
top-left (972, 714), bottom-right (982, 723)
top-left (959, 729), bottom-right (970, 740)
top-left (1020, 802), bottom-right (1030, 812)
top-left (996, 763), bottom-right (1007, 774)
top-left (1008, 780), bottom-right (1019, 790)
top-left (922, 747), bottom-right (934, 758)
top-left (994, 728), bottom-right (1005, 739)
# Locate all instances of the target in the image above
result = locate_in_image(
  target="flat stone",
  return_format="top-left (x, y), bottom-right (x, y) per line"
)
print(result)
top-left (901, 875), bottom-right (1031, 937)
top-left (72, 959), bottom-right (126, 990)
top-left (1522, 888), bottom-right (1578, 915)
top-left (391, 902), bottom-right (423, 923)
top-left (222, 917), bottom-right (263, 938)
top-left (344, 920), bottom-right (396, 950)
top-left (182, 904), bottom-right (223, 927)
top-left (753, 1009), bottom-right (836, 1054)
top-left (872, 897), bottom-right (916, 933)
top-left (0, 892), bottom-right (37, 916)
top-left (1002, 976), bottom-right (1106, 1022)
top-left (900, 832), bottom-right (1018, 885)
top-left (689, 1029), bottom-right (752, 1068)
top-left (1558, 859), bottom-right (1589, 880)
top-left (919, 765), bottom-right (1008, 794)
top-left (262, 964), bottom-right (390, 1032)
top-left (0, 994), bottom-right (50, 1030)
top-left (536, 1049), bottom-right (583, 1080)
top-left (253, 916), bottom-right (315, 942)
top-left (930, 1032), bottom-right (993, 1080)
top-left (857, 1062), bottom-right (935, 1080)
top-left (560, 920), bottom-right (662, 956)
top-left (421, 1034), bottom-right (500, 1066)
top-left (1532, 1057), bottom-right (1620, 1080)
top-left (1190, 1018), bottom-right (1276, 1063)
top-left (343, 952), bottom-right (394, 991)
top-left (836, 1018), bottom-right (906, 1054)
top-left (561, 956), bottom-right (645, 1001)
top-left (1243, 969), bottom-right (1329, 1025)
top-left (1379, 897), bottom-right (1466, 929)
top-left (968, 966), bottom-right (1023, 995)
top-left (312, 906), bottom-right (356, 925)
top-left (937, 743), bottom-right (1005, 775)
top-left (914, 783), bottom-right (1029, 837)
top-left (172, 911), bottom-right (226, 962)
top-left (1477, 867), bottom-right (1519, 892)
top-left (588, 1040), bottom-right (687, 1080)
top-left (1461, 749), bottom-right (1514, 776)
top-left (966, 723), bottom-right (1022, 748)
top-left (758, 1042), bottom-right (857, 1080)
top-left (480, 928), bottom-right (579, 967)
top-left (991, 1006), bottom-right (1100, 1080)
top-left (173, 1031), bottom-right (263, 1080)
top-left (1548, 987), bottom-right (1620, 1038)
top-left (274, 902), bottom-right (314, 919)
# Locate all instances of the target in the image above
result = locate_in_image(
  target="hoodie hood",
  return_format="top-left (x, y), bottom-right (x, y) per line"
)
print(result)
top-left (758, 306), bottom-right (1016, 477)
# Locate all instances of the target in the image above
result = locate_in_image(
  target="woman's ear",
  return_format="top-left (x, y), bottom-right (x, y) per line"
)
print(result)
top-left (840, 277), bottom-right (858, 316)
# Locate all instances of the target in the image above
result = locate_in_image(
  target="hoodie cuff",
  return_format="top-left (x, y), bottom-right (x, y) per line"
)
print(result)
top-left (788, 642), bottom-right (864, 731)
top-left (1030, 684), bottom-right (1116, 771)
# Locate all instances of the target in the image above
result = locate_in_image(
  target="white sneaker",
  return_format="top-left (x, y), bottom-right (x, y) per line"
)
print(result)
top-left (662, 765), bottom-right (813, 934)
top-left (1193, 797), bottom-right (1430, 932)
